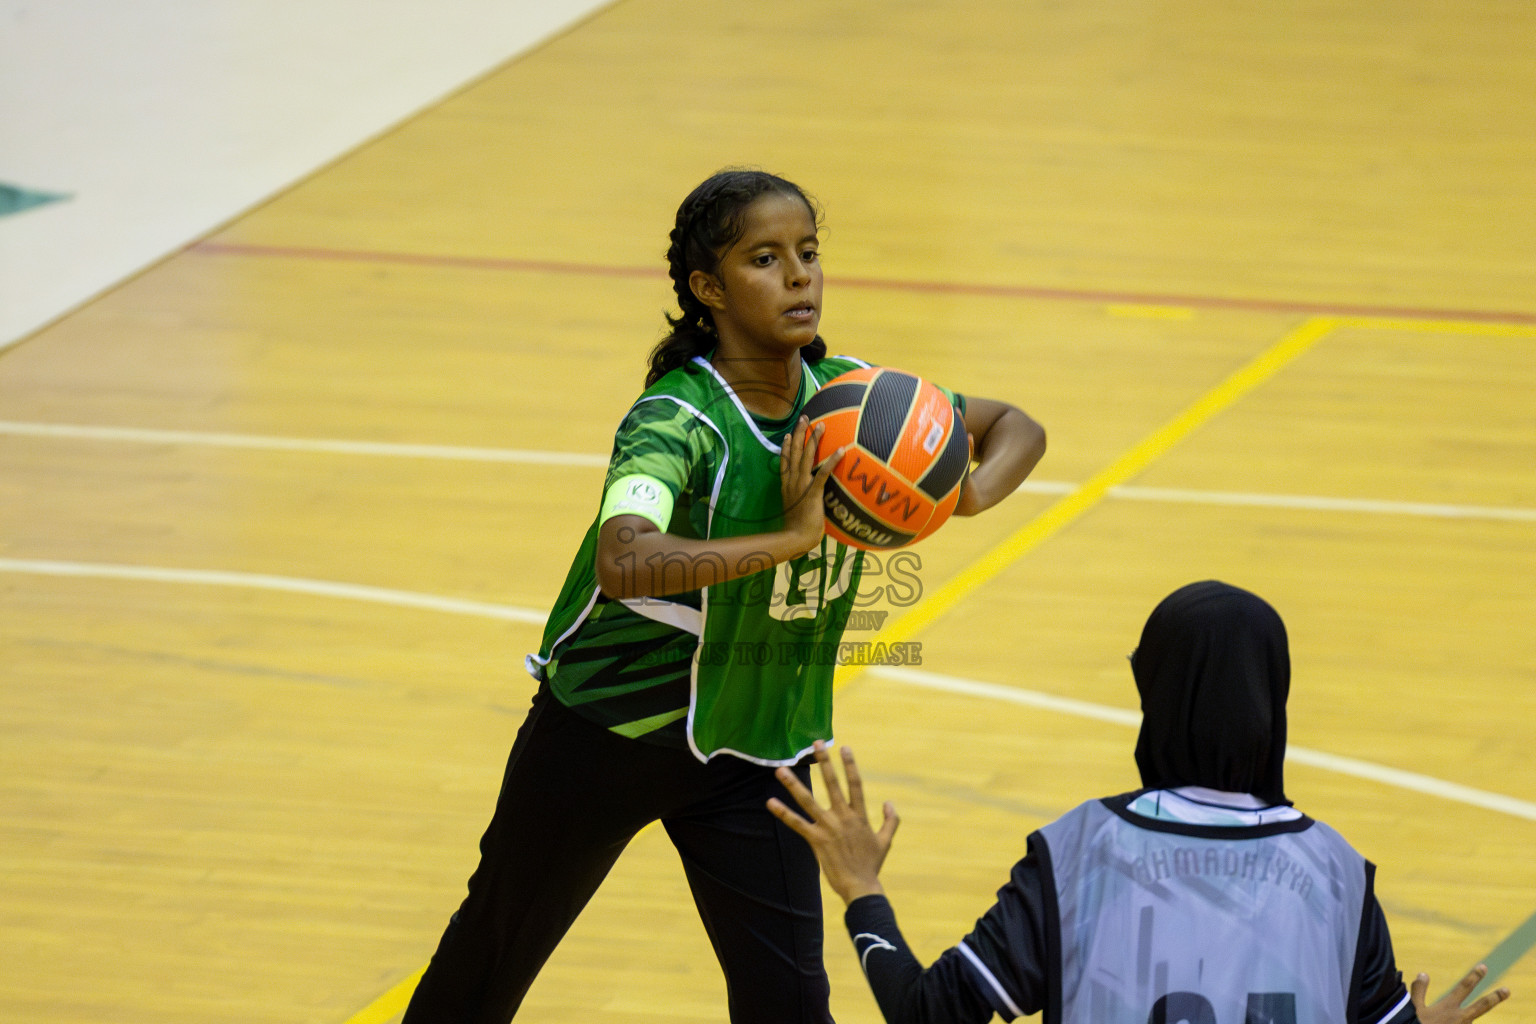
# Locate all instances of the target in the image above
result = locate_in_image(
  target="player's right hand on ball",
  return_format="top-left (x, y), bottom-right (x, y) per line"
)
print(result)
top-left (780, 417), bottom-right (846, 552)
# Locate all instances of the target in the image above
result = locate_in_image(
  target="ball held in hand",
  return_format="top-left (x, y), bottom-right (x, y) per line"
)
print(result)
top-left (800, 367), bottom-right (969, 550)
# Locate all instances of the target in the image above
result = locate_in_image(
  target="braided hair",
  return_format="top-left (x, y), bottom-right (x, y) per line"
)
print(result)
top-left (646, 169), bottom-right (828, 388)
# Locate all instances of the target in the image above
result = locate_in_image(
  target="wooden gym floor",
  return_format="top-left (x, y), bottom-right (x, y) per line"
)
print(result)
top-left (2, 1), bottom-right (1533, 1021)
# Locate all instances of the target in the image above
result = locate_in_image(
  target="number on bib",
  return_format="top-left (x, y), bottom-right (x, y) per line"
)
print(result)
top-left (1147, 992), bottom-right (1296, 1024)
top-left (769, 540), bottom-right (855, 621)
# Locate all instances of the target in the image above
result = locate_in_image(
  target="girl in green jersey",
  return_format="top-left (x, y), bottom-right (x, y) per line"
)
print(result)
top-left (402, 169), bottom-right (1047, 1024)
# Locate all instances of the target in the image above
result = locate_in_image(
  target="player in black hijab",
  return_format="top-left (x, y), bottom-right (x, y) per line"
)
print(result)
top-left (771, 581), bottom-right (1511, 1024)
top-left (1132, 580), bottom-right (1290, 805)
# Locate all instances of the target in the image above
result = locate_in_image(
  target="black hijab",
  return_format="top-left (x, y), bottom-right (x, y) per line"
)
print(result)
top-left (1132, 581), bottom-right (1291, 805)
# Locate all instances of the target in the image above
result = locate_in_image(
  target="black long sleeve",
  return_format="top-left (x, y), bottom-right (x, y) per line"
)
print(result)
top-left (1353, 863), bottom-right (1417, 1024)
top-left (844, 895), bottom-right (998, 1024)
top-left (843, 839), bottom-right (1054, 1024)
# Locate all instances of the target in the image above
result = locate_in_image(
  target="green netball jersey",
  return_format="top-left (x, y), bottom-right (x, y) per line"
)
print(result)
top-left (529, 352), bottom-right (955, 766)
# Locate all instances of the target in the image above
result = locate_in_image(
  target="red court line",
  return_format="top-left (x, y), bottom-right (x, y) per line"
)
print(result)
top-left (192, 240), bottom-right (661, 280)
top-left (190, 241), bottom-right (1536, 326)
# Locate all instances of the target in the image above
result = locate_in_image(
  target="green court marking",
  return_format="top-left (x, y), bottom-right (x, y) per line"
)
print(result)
top-left (0, 183), bottom-right (71, 217)
top-left (1453, 908), bottom-right (1536, 1002)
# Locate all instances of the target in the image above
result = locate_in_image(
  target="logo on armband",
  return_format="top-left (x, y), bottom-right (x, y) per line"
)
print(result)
top-left (626, 480), bottom-right (661, 505)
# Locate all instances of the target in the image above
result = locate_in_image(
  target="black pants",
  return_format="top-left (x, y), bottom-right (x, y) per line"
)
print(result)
top-left (401, 684), bottom-right (833, 1023)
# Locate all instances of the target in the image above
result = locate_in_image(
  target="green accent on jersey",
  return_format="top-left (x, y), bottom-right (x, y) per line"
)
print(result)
top-left (527, 351), bottom-right (964, 764)
top-left (609, 706), bottom-right (690, 739)
top-left (541, 591), bottom-right (698, 700)
top-left (601, 472), bottom-right (676, 532)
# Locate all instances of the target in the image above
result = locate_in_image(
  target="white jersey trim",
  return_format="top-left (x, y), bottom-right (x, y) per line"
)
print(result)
top-left (524, 584), bottom-right (601, 679)
top-left (1370, 990), bottom-right (1413, 1024)
top-left (688, 736), bottom-right (831, 769)
top-left (958, 940), bottom-right (1025, 1019)
top-left (690, 354), bottom-right (827, 454)
top-left (620, 596), bottom-right (702, 635)
top-left (1127, 786), bottom-right (1304, 826)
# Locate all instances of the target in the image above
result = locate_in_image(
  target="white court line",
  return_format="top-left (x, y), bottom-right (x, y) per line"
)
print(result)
top-left (1013, 480), bottom-right (1536, 523)
top-left (1106, 484), bottom-right (1536, 523)
top-left (870, 666), bottom-right (1536, 823)
top-left (4, 556), bottom-right (1533, 823)
top-left (0, 421), bottom-right (609, 467)
top-left (0, 558), bottom-right (548, 624)
top-left (3, 420), bottom-right (1533, 522)
top-left (869, 664), bottom-right (1143, 728)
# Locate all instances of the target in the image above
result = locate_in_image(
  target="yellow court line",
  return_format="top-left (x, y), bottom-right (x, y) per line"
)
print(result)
top-left (344, 967), bottom-right (425, 1024)
top-left (347, 315), bottom-right (1341, 1023)
top-left (833, 315), bottom-right (1342, 691)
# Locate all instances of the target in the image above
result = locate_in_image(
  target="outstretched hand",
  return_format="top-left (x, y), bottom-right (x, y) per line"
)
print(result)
top-left (1413, 965), bottom-right (1511, 1024)
top-left (768, 741), bottom-right (898, 905)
